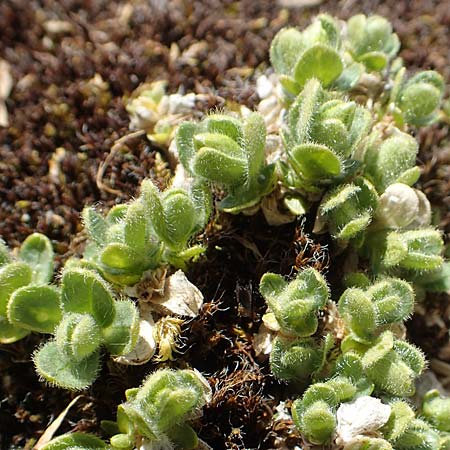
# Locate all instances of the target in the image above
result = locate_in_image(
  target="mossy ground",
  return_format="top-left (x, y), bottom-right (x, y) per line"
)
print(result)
top-left (0, 1), bottom-right (449, 448)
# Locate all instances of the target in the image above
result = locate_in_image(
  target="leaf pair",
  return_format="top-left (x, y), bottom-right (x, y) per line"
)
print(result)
top-left (270, 14), bottom-right (343, 95)
top-left (0, 234), bottom-right (61, 344)
top-left (346, 14), bottom-right (400, 71)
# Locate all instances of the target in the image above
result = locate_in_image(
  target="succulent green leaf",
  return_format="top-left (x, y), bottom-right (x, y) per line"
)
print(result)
top-left (7, 285), bottom-right (61, 333)
top-left (100, 243), bottom-right (144, 286)
top-left (61, 269), bottom-right (115, 328)
top-left (102, 300), bottom-right (140, 356)
top-left (169, 423), bottom-right (199, 450)
top-left (422, 390), bottom-right (450, 432)
top-left (124, 201), bottom-right (151, 255)
top-left (0, 262), bottom-right (33, 316)
top-left (82, 207), bottom-right (108, 247)
top-left (193, 146), bottom-right (247, 186)
top-left (290, 143), bottom-right (342, 180)
top-left (297, 400), bottom-right (336, 445)
top-left (364, 131), bottom-right (418, 193)
top-left (270, 27), bottom-right (305, 76)
top-left (55, 313), bottom-right (102, 360)
top-left (19, 233), bottom-right (54, 284)
top-left (176, 121), bottom-right (198, 175)
top-left (34, 341), bottom-right (101, 390)
top-left (294, 45), bottom-right (343, 87)
top-left (382, 400), bottom-right (415, 442)
top-left (338, 288), bottom-right (377, 342)
top-left (0, 315), bottom-right (30, 343)
top-left (39, 432), bottom-right (107, 450)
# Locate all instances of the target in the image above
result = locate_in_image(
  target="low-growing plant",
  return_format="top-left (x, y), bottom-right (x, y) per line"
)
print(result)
top-left (2, 10), bottom-right (450, 450)
top-left (176, 112), bottom-right (276, 213)
top-left (109, 369), bottom-right (211, 450)
top-left (34, 268), bottom-right (139, 390)
top-left (82, 178), bottom-right (210, 286)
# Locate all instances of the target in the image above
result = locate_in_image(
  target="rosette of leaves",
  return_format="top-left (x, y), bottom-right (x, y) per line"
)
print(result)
top-left (82, 179), bottom-right (210, 285)
top-left (338, 277), bottom-right (415, 344)
top-left (346, 14), bottom-right (400, 71)
top-left (341, 331), bottom-right (425, 397)
top-left (390, 69), bottom-right (445, 126)
top-left (269, 334), bottom-right (334, 383)
top-left (422, 390), bottom-right (450, 433)
top-left (281, 79), bottom-right (371, 191)
top-left (109, 369), bottom-right (211, 450)
top-left (260, 267), bottom-right (329, 337)
top-left (362, 128), bottom-right (420, 193)
top-left (362, 228), bottom-right (444, 274)
top-left (316, 176), bottom-right (378, 240)
top-left (291, 376), bottom-right (358, 445)
top-left (270, 14), bottom-right (343, 95)
top-left (34, 268), bottom-right (139, 390)
top-left (139, 179), bottom-right (211, 267)
top-left (176, 112), bottom-right (276, 213)
top-left (0, 233), bottom-right (61, 344)
top-left (39, 432), bottom-right (107, 450)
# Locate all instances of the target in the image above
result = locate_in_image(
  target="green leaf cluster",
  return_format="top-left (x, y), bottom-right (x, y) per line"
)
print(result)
top-left (34, 268), bottom-right (139, 390)
top-left (176, 112), bottom-right (276, 213)
top-left (82, 179), bottom-right (210, 285)
top-left (109, 369), bottom-right (211, 450)
top-left (0, 233), bottom-right (61, 344)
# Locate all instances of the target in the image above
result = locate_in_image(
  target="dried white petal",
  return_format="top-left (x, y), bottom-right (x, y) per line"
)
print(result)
top-left (149, 270), bottom-right (204, 317)
top-left (114, 312), bottom-right (156, 366)
top-left (336, 396), bottom-right (391, 444)
top-left (256, 75), bottom-right (274, 99)
top-left (261, 192), bottom-right (296, 226)
top-left (0, 59), bottom-right (13, 127)
top-left (253, 323), bottom-right (275, 357)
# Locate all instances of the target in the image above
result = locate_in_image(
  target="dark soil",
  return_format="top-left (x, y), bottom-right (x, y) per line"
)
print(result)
top-left (0, 1), bottom-right (449, 449)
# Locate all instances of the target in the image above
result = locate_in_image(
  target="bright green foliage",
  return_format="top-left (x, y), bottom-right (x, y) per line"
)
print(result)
top-left (260, 268), bottom-right (329, 337)
top-left (422, 390), bottom-right (450, 432)
top-left (270, 14), bottom-right (343, 94)
top-left (110, 369), bottom-right (211, 450)
top-left (363, 129), bottom-right (419, 193)
top-left (82, 179), bottom-right (210, 285)
top-left (176, 112), bottom-right (276, 213)
top-left (39, 432), bottom-right (107, 449)
top-left (34, 268), bottom-right (139, 390)
top-left (292, 376), bottom-right (357, 444)
top-left (346, 14), bottom-right (400, 71)
top-left (0, 233), bottom-right (61, 344)
top-left (338, 278), bottom-right (414, 343)
top-left (281, 79), bottom-right (371, 190)
top-left (346, 331), bottom-right (425, 397)
top-left (363, 228), bottom-right (444, 273)
top-left (269, 336), bottom-right (323, 382)
top-left (392, 69), bottom-right (445, 126)
top-left (318, 177), bottom-right (378, 240)
top-left (394, 418), bottom-right (441, 450)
